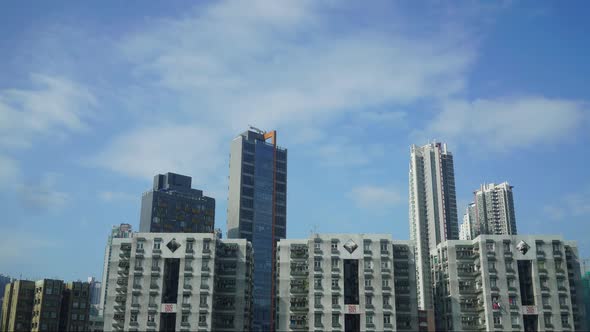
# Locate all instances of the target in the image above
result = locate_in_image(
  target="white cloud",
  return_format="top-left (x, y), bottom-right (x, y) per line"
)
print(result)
top-left (90, 0), bottom-right (476, 179)
top-left (98, 191), bottom-right (138, 203)
top-left (17, 173), bottom-right (70, 212)
top-left (349, 185), bottom-right (403, 209)
top-left (418, 97), bottom-right (588, 152)
top-left (0, 74), bottom-right (97, 149)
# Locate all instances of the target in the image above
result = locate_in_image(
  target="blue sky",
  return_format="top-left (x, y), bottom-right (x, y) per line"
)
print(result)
top-left (1, 0), bottom-right (589, 281)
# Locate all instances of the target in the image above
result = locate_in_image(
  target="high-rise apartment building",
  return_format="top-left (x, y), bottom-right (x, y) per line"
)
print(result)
top-left (409, 142), bottom-right (458, 314)
top-left (139, 172), bottom-right (215, 233)
top-left (0, 274), bottom-right (15, 324)
top-left (431, 235), bottom-right (586, 331)
top-left (459, 203), bottom-right (476, 240)
top-left (473, 182), bottom-right (517, 236)
top-left (103, 233), bottom-right (253, 332)
top-left (276, 234), bottom-right (418, 332)
top-left (59, 282), bottom-right (91, 332)
top-left (31, 279), bottom-right (64, 332)
top-left (1, 280), bottom-right (35, 332)
top-left (100, 223), bottom-right (133, 316)
top-left (227, 128), bottom-right (287, 331)
top-left (87, 277), bottom-right (101, 315)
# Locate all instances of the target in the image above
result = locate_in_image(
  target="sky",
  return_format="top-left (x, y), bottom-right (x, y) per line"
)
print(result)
top-left (1, 0), bottom-right (589, 281)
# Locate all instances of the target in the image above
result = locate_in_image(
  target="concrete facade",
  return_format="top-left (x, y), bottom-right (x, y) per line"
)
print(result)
top-left (59, 282), bottom-right (91, 332)
top-left (276, 234), bottom-right (418, 332)
top-left (139, 172), bottom-right (215, 233)
top-left (227, 128), bottom-right (287, 331)
top-left (459, 203), bottom-right (476, 241)
top-left (100, 223), bottom-right (133, 316)
top-left (103, 233), bottom-right (253, 332)
top-left (431, 235), bottom-right (586, 331)
top-left (409, 142), bottom-right (458, 312)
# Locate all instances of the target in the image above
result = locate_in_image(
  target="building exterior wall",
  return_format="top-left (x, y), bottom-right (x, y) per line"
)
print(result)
top-left (139, 172), bottom-right (215, 233)
top-left (31, 279), bottom-right (64, 332)
top-left (431, 235), bottom-right (586, 331)
top-left (103, 233), bottom-right (253, 332)
top-left (276, 234), bottom-right (418, 332)
top-left (227, 129), bottom-right (287, 331)
top-left (1, 280), bottom-right (35, 332)
top-left (409, 142), bottom-right (458, 312)
top-left (473, 182), bottom-right (517, 236)
top-left (100, 223), bottom-right (133, 316)
top-left (59, 282), bottom-right (91, 332)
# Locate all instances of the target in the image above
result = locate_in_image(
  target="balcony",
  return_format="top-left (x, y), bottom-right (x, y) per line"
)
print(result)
top-left (553, 250), bottom-right (563, 257)
top-left (291, 286), bottom-right (308, 295)
top-left (537, 251), bottom-right (546, 259)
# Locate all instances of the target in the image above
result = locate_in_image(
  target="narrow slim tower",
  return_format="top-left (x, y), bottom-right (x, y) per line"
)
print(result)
top-left (227, 128), bottom-right (287, 331)
top-left (409, 142), bottom-right (458, 318)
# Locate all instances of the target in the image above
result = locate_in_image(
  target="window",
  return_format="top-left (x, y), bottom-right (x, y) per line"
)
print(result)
top-left (553, 243), bottom-right (561, 253)
top-left (487, 242), bottom-right (495, 252)
top-left (152, 259), bottom-right (160, 269)
top-left (384, 313), bottom-right (391, 325)
top-left (72, 314), bottom-right (78, 321)
top-left (542, 296), bottom-right (550, 306)
top-left (201, 276), bottom-right (209, 288)
top-left (538, 261), bottom-right (545, 270)
top-left (365, 260), bottom-right (373, 269)
top-left (511, 315), bottom-right (519, 326)
top-left (509, 296), bottom-right (517, 306)
top-left (364, 242), bottom-right (371, 252)
top-left (148, 314), bottom-right (155, 323)
top-left (137, 242), bottom-right (144, 250)
top-left (381, 242), bottom-right (388, 252)
top-left (332, 314), bottom-right (339, 326)
top-left (332, 295), bottom-right (339, 306)
top-left (130, 314), bottom-right (137, 323)
top-left (493, 314), bottom-right (502, 326)
top-left (382, 279), bottom-right (390, 288)
top-left (366, 295), bottom-right (372, 305)
top-left (381, 260), bottom-right (389, 269)
top-left (73, 301), bottom-right (79, 308)
top-left (508, 278), bottom-right (515, 288)
top-left (135, 259), bottom-right (143, 268)
top-left (200, 294), bottom-right (208, 306)
top-left (149, 295), bottom-right (157, 305)
top-left (541, 278), bottom-right (549, 288)
top-left (489, 261), bottom-right (496, 270)
top-left (314, 243), bottom-right (321, 250)
top-left (181, 314), bottom-right (188, 323)
top-left (556, 260), bottom-right (563, 269)
top-left (331, 241), bottom-right (338, 250)
top-left (154, 240), bottom-right (161, 250)
top-left (203, 241), bottom-right (210, 252)
top-left (199, 314), bottom-right (207, 324)
top-left (184, 276), bottom-right (191, 286)
top-left (314, 313), bottom-right (322, 326)
top-left (331, 258), bottom-right (339, 269)
top-left (132, 295), bottom-right (139, 305)
top-left (331, 278), bottom-right (338, 289)
top-left (559, 296), bottom-right (567, 306)
top-left (314, 258), bottom-right (322, 269)
top-left (314, 278), bottom-right (322, 289)
top-left (366, 314), bottom-right (373, 325)
top-left (202, 259), bottom-right (209, 270)
top-left (544, 314), bottom-right (552, 326)
top-left (506, 261), bottom-right (513, 270)
top-left (490, 278), bottom-right (497, 288)
top-left (133, 276), bottom-right (141, 287)
top-left (183, 294), bottom-right (190, 304)
top-left (383, 295), bottom-right (390, 306)
top-left (365, 279), bottom-right (372, 287)
top-left (314, 295), bottom-right (321, 305)
top-left (561, 314), bottom-right (569, 326)
top-left (186, 242), bottom-right (193, 252)
top-left (503, 242), bottom-right (511, 252)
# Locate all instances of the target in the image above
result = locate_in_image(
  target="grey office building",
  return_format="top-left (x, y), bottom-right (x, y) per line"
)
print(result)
top-left (227, 128), bottom-right (287, 331)
top-left (431, 235), bottom-right (587, 331)
top-left (409, 142), bottom-right (458, 316)
top-left (139, 172), bottom-right (215, 233)
top-left (276, 234), bottom-right (418, 331)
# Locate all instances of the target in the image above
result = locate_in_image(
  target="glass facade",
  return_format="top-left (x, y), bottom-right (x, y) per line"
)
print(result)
top-left (252, 141), bottom-right (275, 331)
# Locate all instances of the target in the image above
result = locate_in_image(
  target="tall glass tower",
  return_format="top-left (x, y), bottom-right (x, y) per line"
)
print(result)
top-left (409, 142), bottom-right (458, 317)
top-left (227, 127), bottom-right (287, 331)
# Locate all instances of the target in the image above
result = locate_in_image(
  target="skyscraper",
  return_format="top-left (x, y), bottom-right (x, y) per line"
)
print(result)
top-left (459, 203), bottom-right (476, 240)
top-left (408, 142), bottom-right (458, 314)
top-left (473, 182), bottom-right (517, 236)
top-left (139, 172), bottom-right (215, 233)
top-left (227, 127), bottom-right (287, 331)
top-left (99, 223), bottom-right (133, 316)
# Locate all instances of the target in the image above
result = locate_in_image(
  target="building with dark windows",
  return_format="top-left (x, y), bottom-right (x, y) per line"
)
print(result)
top-left (227, 127), bottom-right (287, 331)
top-left (102, 233), bottom-right (253, 332)
top-left (409, 142), bottom-right (458, 326)
top-left (1, 280), bottom-right (35, 332)
top-left (276, 234), bottom-right (418, 332)
top-left (431, 235), bottom-right (586, 331)
top-left (139, 172), bottom-right (215, 233)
